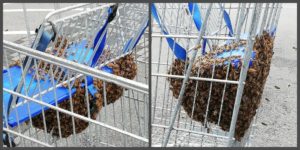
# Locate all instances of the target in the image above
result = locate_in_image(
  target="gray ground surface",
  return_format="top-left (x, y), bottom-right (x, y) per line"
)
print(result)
top-left (250, 4), bottom-right (297, 147)
top-left (3, 3), bottom-right (149, 147)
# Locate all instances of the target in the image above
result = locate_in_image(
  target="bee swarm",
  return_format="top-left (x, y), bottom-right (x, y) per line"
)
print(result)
top-left (31, 79), bottom-right (103, 138)
top-left (93, 54), bottom-right (137, 106)
top-left (168, 31), bottom-right (274, 141)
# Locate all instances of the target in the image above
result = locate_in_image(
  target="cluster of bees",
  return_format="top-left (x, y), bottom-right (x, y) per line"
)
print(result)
top-left (93, 54), bottom-right (137, 105)
top-left (34, 36), bottom-right (69, 82)
top-left (168, 31), bottom-right (274, 141)
top-left (30, 47), bottom-right (137, 137)
top-left (22, 34), bottom-right (138, 137)
top-left (31, 79), bottom-right (102, 138)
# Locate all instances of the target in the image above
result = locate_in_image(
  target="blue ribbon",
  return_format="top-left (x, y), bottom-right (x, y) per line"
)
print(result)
top-left (188, 3), bottom-right (202, 31)
top-left (151, 4), bottom-right (187, 61)
top-left (188, 3), bottom-right (207, 55)
top-left (188, 3), bottom-right (234, 54)
top-left (91, 7), bottom-right (114, 68)
top-left (223, 9), bottom-right (234, 37)
top-left (123, 21), bottom-right (149, 53)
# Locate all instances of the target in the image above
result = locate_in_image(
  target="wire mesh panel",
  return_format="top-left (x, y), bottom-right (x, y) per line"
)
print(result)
top-left (3, 3), bottom-right (149, 147)
top-left (151, 3), bottom-right (281, 147)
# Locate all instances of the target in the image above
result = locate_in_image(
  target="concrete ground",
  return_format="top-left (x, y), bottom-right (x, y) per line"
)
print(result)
top-left (250, 3), bottom-right (297, 147)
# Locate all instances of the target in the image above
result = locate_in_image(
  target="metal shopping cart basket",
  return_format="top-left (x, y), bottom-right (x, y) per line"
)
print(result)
top-left (3, 3), bottom-right (149, 147)
top-left (151, 3), bottom-right (281, 147)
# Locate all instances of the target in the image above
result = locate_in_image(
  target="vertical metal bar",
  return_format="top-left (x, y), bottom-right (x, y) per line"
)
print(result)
top-left (236, 3), bottom-right (246, 41)
top-left (3, 50), bottom-right (15, 147)
top-left (67, 69), bottom-right (77, 144)
top-left (260, 3), bottom-right (270, 35)
top-left (162, 4), bottom-right (213, 147)
top-left (203, 59), bottom-right (217, 125)
top-left (10, 20), bottom-right (46, 108)
top-left (270, 3), bottom-right (278, 31)
top-left (234, 3), bottom-right (241, 34)
top-left (84, 75), bottom-right (92, 143)
top-left (266, 3), bottom-right (275, 30)
top-left (48, 64), bottom-right (63, 140)
top-left (102, 81), bottom-right (108, 146)
top-left (227, 3), bottom-right (259, 146)
top-left (152, 3), bottom-right (167, 123)
top-left (22, 3), bottom-right (32, 46)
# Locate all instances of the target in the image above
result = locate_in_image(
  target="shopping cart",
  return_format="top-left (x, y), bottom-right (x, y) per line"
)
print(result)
top-left (151, 3), bottom-right (281, 147)
top-left (3, 3), bottom-right (149, 147)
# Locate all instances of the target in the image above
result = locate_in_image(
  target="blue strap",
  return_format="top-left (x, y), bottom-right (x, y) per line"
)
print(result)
top-left (91, 8), bottom-right (112, 68)
top-left (151, 4), bottom-right (187, 61)
top-left (202, 38), bottom-right (207, 55)
top-left (123, 21), bottom-right (149, 53)
top-left (188, 3), bottom-right (207, 55)
top-left (223, 9), bottom-right (234, 37)
top-left (188, 3), bottom-right (234, 54)
top-left (91, 6), bottom-right (119, 73)
top-left (188, 3), bottom-right (202, 31)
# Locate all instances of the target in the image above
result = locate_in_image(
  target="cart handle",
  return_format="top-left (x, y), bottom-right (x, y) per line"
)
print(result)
top-left (43, 3), bottom-right (115, 23)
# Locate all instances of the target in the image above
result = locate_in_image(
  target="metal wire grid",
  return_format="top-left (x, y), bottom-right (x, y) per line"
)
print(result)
top-left (3, 3), bottom-right (149, 147)
top-left (151, 3), bottom-right (282, 147)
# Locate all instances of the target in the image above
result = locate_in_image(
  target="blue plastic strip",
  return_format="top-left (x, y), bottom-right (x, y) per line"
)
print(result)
top-left (101, 66), bottom-right (114, 74)
top-left (188, 3), bottom-right (202, 31)
top-left (223, 10), bottom-right (234, 37)
top-left (202, 38), bottom-right (207, 55)
top-left (91, 20), bottom-right (109, 67)
top-left (123, 21), bottom-right (149, 53)
top-left (215, 46), bottom-right (256, 69)
top-left (122, 38), bottom-right (132, 53)
top-left (188, 3), bottom-right (207, 55)
top-left (151, 4), bottom-right (187, 61)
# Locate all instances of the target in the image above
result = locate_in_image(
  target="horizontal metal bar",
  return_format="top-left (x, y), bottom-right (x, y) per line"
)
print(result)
top-left (4, 40), bottom-right (148, 94)
top-left (50, 4), bottom-right (114, 25)
top-left (3, 31), bottom-right (35, 35)
top-left (3, 8), bottom-right (88, 12)
top-left (152, 34), bottom-right (237, 40)
top-left (3, 128), bottom-right (54, 147)
top-left (152, 73), bottom-right (240, 84)
top-left (4, 89), bottom-right (149, 143)
top-left (152, 124), bottom-right (230, 140)
top-left (43, 3), bottom-right (91, 22)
